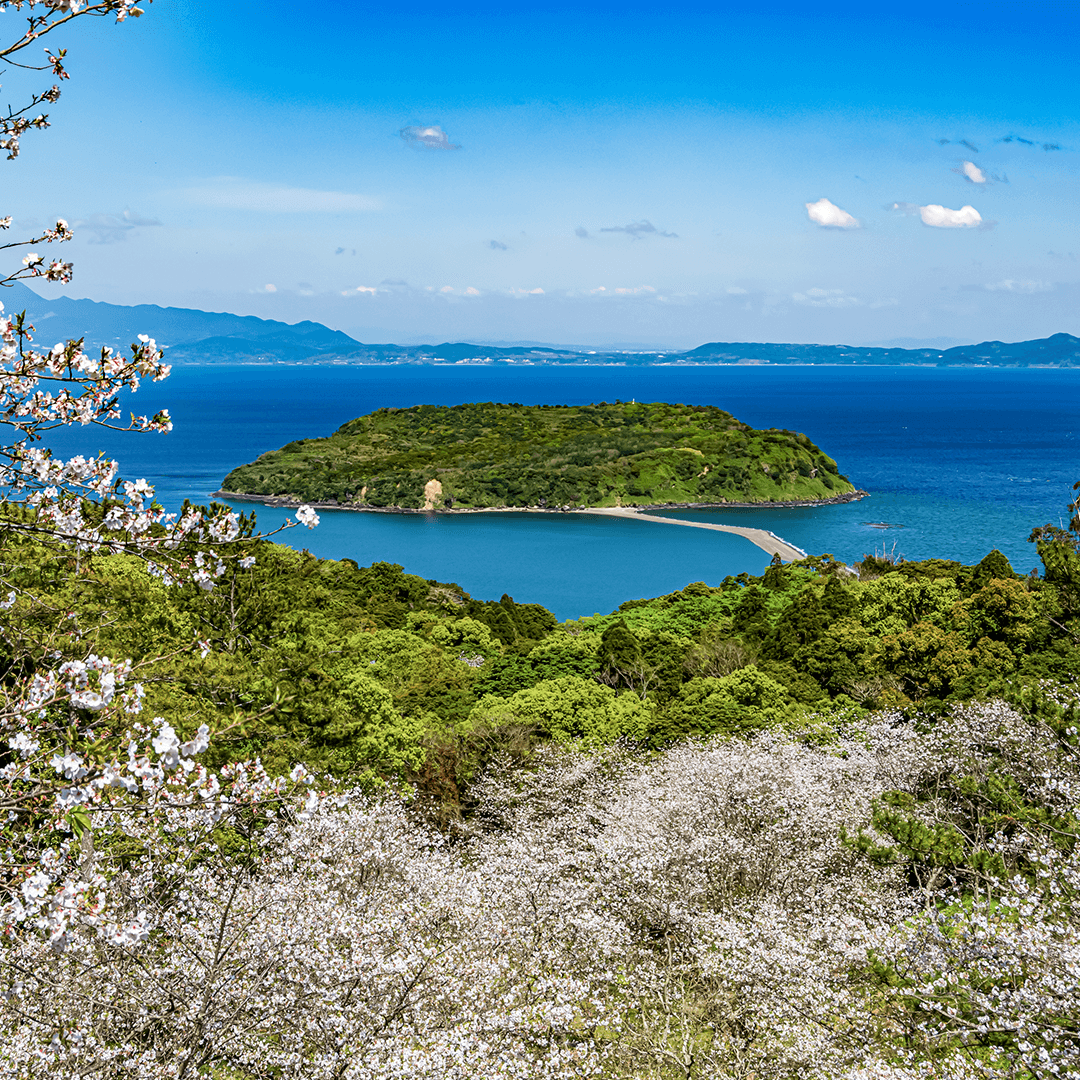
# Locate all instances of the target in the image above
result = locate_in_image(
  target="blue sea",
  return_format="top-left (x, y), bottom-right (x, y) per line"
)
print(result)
top-left (44, 364), bottom-right (1080, 620)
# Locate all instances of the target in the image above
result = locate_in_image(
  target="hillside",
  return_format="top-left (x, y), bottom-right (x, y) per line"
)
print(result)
top-left (2, 282), bottom-right (364, 362)
top-left (219, 400), bottom-right (858, 509)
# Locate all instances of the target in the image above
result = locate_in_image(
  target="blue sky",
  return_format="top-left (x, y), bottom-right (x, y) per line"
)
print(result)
top-left (6, 0), bottom-right (1079, 347)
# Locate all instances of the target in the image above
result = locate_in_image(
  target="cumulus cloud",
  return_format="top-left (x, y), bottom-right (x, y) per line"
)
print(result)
top-left (489, 240), bottom-right (508, 250)
top-left (792, 287), bottom-right (861, 308)
top-left (434, 285), bottom-right (482, 297)
top-left (805, 197), bottom-right (860, 229)
top-left (399, 125), bottom-right (460, 150)
top-left (74, 210), bottom-right (162, 244)
top-left (599, 220), bottom-right (677, 239)
top-left (960, 160), bottom-right (987, 184)
top-left (918, 203), bottom-right (983, 228)
top-left (183, 179), bottom-right (380, 213)
top-left (984, 279), bottom-right (1052, 293)
top-left (891, 202), bottom-right (987, 228)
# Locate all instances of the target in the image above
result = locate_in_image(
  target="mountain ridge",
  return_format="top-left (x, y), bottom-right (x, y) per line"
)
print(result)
top-left (3, 283), bottom-right (1078, 367)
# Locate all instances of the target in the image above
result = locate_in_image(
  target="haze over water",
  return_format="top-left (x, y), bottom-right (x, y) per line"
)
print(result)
top-left (46, 364), bottom-right (1079, 620)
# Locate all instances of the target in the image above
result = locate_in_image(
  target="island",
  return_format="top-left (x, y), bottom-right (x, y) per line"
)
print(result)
top-left (219, 401), bottom-right (861, 513)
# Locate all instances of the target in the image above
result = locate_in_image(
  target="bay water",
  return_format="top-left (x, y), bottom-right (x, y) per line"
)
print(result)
top-left (44, 364), bottom-right (1080, 620)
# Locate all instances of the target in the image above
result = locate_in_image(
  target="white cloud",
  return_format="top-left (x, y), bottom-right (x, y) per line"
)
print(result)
top-left (792, 287), bottom-right (861, 308)
top-left (805, 197), bottom-right (860, 229)
top-left (182, 179), bottom-right (380, 213)
top-left (919, 203), bottom-right (982, 228)
top-left (434, 285), bottom-right (482, 297)
top-left (961, 160), bottom-right (987, 184)
top-left (583, 284), bottom-right (658, 297)
top-left (984, 279), bottom-right (1052, 293)
top-left (399, 125), bottom-right (460, 150)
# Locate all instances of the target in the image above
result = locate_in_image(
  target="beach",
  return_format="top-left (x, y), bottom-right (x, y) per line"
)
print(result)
top-left (213, 488), bottom-right (845, 563)
top-left (577, 506), bottom-right (809, 562)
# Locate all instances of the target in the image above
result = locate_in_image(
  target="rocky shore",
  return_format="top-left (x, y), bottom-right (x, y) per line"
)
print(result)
top-left (212, 489), bottom-right (870, 514)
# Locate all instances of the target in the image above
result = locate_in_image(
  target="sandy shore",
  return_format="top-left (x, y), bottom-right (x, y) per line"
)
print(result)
top-left (576, 506), bottom-right (808, 562)
top-left (214, 489), bottom-right (848, 564)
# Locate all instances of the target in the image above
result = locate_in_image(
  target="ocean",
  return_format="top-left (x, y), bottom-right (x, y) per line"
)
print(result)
top-left (43, 363), bottom-right (1080, 620)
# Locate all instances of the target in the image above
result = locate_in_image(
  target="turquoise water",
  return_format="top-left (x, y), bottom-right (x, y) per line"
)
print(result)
top-left (42, 364), bottom-right (1080, 619)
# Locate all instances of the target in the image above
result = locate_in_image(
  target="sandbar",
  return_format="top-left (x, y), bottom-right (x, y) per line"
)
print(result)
top-left (215, 489), bottom-right (842, 563)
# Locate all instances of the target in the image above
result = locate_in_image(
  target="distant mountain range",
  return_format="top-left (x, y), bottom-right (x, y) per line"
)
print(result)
top-left (4, 282), bottom-right (1079, 367)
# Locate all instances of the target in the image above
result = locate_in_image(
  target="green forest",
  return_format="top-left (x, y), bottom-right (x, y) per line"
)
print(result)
top-left (11, 505), bottom-right (1076, 823)
top-left (220, 401), bottom-right (858, 509)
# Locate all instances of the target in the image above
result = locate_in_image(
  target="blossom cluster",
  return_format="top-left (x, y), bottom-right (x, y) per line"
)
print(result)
top-left (1, 702), bottom-right (1075, 1078)
top-left (0, 7), bottom-right (319, 945)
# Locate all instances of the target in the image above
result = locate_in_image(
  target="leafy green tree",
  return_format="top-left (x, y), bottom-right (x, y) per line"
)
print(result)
top-left (882, 622), bottom-right (975, 699)
top-left (654, 667), bottom-right (794, 742)
top-left (469, 676), bottom-right (651, 744)
top-left (859, 574), bottom-right (961, 636)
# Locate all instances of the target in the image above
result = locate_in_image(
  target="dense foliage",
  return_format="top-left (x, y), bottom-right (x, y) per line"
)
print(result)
top-left (10, 516), bottom-right (1076, 828)
top-left (220, 401), bottom-right (857, 508)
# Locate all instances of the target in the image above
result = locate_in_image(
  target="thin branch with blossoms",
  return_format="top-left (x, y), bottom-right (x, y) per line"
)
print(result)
top-left (0, 0), bottom-right (324, 955)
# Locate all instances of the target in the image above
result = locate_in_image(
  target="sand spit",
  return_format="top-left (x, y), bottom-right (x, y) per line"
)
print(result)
top-left (215, 489), bottom-right (849, 564)
top-left (576, 506), bottom-right (808, 562)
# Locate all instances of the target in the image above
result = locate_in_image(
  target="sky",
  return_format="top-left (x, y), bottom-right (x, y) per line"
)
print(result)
top-left (4, 0), bottom-right (1079, 349)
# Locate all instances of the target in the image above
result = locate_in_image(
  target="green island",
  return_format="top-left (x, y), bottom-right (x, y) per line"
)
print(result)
top-left (219, 400), bottom-right (859, 509)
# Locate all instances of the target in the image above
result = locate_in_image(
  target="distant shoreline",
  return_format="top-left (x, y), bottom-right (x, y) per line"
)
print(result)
top-left (213, 489), bottom-right (869, 515)
top-left (181, 360), bottom-right (1078, 369)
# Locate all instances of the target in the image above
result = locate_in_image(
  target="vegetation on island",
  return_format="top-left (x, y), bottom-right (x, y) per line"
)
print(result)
top-left (220, 400), bottom-right (858, 509)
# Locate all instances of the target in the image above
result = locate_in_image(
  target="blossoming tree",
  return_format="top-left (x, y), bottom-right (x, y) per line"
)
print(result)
top-left (0, 0), bottom-right (318, 948)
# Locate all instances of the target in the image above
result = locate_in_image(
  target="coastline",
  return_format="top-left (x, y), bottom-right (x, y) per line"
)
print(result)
top-left (212, 488), bottom-right (868, 515)
top-left (214, 488), bottom-right (868, 564)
